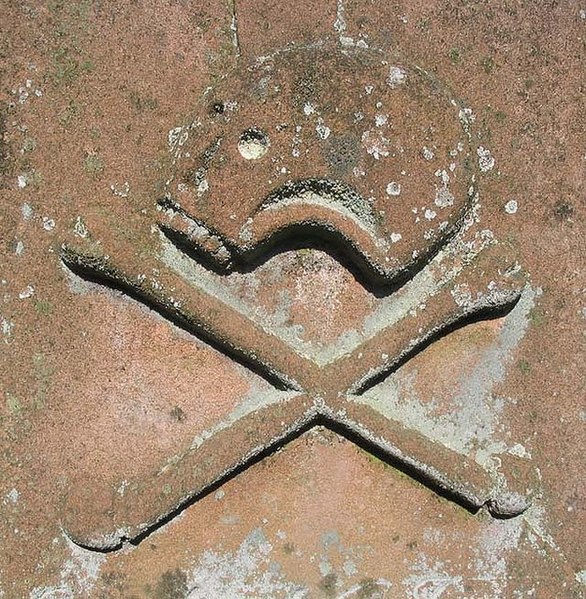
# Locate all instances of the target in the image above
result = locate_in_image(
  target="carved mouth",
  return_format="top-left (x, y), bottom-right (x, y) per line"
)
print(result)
top-left (158, 176), bottom-right (472, 291)
top-left (260, 178), bottom-right (378, 233)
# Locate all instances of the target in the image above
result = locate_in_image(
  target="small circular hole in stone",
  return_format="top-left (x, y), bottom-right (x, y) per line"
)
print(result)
top-left (210, 101), bottom-right (225, 115)
top-left (238, 128), bottom-right (270, 160)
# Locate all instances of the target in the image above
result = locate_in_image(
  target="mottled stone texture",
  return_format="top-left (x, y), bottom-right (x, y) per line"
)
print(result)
top-left (1, 1), bottom-right (584, 597)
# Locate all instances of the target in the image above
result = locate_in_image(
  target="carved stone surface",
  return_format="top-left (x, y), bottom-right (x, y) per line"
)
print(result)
top-left (1, 1), bottom-right (584, 597)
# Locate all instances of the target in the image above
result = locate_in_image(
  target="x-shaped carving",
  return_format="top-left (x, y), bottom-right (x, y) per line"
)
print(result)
top-left (60, 210), bottom-right (533, 551)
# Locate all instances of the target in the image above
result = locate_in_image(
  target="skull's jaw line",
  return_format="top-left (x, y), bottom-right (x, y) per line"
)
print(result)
top-left (158, 175), bottom-right (474, 294)
top-left (62, 403), bottom-right (527, 554)
top-left (159, 219), bottom-right (397, 295)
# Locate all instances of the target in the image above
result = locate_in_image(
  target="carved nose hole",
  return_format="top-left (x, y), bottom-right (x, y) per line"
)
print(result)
top-left (238, 128), bottom-right (270, 160)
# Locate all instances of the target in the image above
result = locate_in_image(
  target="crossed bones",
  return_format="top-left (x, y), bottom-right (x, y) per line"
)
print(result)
top-left (60, 44), bottom-right (535, 551)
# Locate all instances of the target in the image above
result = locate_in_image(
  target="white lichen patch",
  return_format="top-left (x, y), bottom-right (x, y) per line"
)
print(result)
top-left (434, 185), bottom-right (454, 209)
top-left (168, 126), bottom-right (189, 155)
top-left (458, 107), bottom-right (475, 135)
top-left (450, 283), bottom-right (473, 309)
top-left (73, 217), bottom-right (89, 238)
top-left (406, 515), bottom-right (524, 596)
top-left (375, 114), bottom-right (389, 127)
top-left (309, 527), bottom-right (391, 594)
top-left (523, 504), bottom-right (562, 554)
top-left (505, 199), bottom-right (518, 214)
top-left (116, 480), bottom-right (129, 497)
top-left (315, 121), bottom-right (331, 140)
top-left (477, 146), bottom-right (496, 172)
top-left (435, 168), bottom-right (450, 185)
top-left (42, 217), bottom-right (55, 231)
top-left (403, 555), bottom-right (465, 597)
top-left (21, 203), bottom-right (33, 220)
top-left (432, 169), bottom-right (455, 209)
top-left (17, 171), bottom-right (39, 189)
top-left (13, 79), bottom-right (42, 105)
top-left (434, 185), bottom-right (454, 208)
top-left (3, 488), bottom-right (19, 505)
top-left (361, 130), bottom-right (390, 160)
top-left (291, 127), bottom-right (303, 158)
top-left (185, 528), bottom-right (307, 597)
top-left (508, 442), bottom-right (531, 459)
top-left (334, 0), bottom-right (347, 34)
top-left (197, 179), bottom-right (209, 196)
top-left (404, 501), bottom-right (565, 597)
top-left (1, 317), bottom-right (14, 342)
top-left (110, 182), bottom-right (130, 198)
top-left (422, 146), bottom-right (435, 161)
top-left (390, 232), bottom-right (402, 243)
top-left (29, 535), bottom-right (105, 598)
top-left (387, 66), bottom-right (406, 88)
top-left (386, 182), bottom-right (401, 196)
top-left (473, 518), bottom-right (524, 595)
top-left (316, 532), bottom-right (359, 584)
top-left (18, 285), bottom-right (34, 300)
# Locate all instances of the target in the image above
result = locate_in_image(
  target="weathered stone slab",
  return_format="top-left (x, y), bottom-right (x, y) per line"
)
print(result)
top-left (1, 1), bottom-right (584, 597)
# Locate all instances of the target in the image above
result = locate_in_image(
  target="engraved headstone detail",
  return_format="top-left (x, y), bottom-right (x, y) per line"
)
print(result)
top-left (60, 43), bottom-right (535, 551)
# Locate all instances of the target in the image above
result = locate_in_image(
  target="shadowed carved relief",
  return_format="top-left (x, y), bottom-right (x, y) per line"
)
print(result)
top-left (61, 41), bottom-right (535, 552)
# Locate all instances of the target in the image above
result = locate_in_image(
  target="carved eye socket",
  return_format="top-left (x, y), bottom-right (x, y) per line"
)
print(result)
top-left (238, 128), bottom-right (270, 160)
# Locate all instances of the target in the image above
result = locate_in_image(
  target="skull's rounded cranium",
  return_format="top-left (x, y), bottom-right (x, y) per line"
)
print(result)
top-left (162, 42), bottom-right (476, 287)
